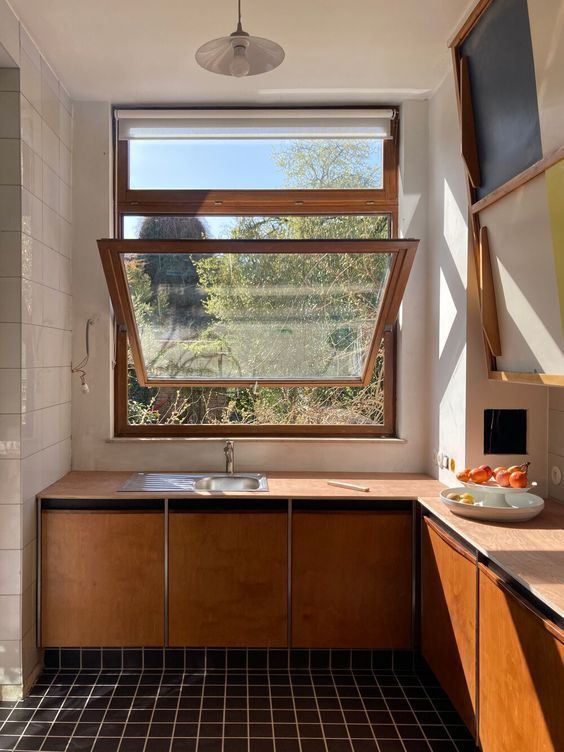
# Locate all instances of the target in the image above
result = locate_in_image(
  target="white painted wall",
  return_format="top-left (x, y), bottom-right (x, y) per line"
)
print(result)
top-left (425, 68), bottom-right (550, 494)
top-left (70, 101), bottom-right (432, 473)
top-left (548, 388), bottom-right (564, 502)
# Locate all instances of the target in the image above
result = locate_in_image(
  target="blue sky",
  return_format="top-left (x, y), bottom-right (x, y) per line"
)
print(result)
top-left (126, 137), bottom-right (382, 238)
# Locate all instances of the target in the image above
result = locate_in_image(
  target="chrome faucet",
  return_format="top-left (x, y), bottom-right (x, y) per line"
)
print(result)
top-left (224, 440), bottom-right (235, 475)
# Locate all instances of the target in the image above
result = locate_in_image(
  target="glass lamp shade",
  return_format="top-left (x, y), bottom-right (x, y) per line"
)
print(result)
top-left (196, 33), bottom-right (285, 77)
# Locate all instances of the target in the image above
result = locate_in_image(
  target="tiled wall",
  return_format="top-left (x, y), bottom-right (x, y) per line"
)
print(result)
top-left (0, 5), bottom-right (73, 698)
top-left (548, 388), bottom-right (564, 503)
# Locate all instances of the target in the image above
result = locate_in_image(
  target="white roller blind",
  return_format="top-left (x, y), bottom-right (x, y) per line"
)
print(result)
top-left (116, 108), bottom-right (395, 140)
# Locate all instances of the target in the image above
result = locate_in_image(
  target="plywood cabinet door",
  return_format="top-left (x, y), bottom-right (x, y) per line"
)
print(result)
top-left (292, 508), bottom-right (412, 648)
top-left (421, 517), bottom-right (476, 735)
top-left (169, 510), bottom-right (288, 647)
top-left (479, 565), bottom-right (564, 752)
top-left (41, 510), bottom-right (165, 646)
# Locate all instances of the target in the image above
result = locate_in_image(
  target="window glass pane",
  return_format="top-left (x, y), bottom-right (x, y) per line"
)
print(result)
top-left (127, 344), bottom-right (385, 426)
top-left (129, 138), bottom-right (384, 190)
top-left (123, 214), bottom-right (391, 241)
top-left (123, 251), bottom-right (393, 382)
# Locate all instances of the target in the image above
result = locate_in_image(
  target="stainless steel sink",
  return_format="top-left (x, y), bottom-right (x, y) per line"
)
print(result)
top-left (194, 474), bottom-right (265, 492)
top-left (119, 472), bottom-right (268, 493)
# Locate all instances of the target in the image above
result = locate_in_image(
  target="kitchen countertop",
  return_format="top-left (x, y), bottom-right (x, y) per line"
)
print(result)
top-left (38, 471), bottom-right (445, 500)
top-left (38, 471), bottom-right (564, 620)
top-left (419, 495), bottom-right (564, 621)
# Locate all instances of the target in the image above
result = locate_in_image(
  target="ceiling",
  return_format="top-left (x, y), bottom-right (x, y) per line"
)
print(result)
top-left (9, 0), bottom-right (470, 105)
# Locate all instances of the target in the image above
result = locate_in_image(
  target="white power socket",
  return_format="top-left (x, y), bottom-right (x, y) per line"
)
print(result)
top-left (551, 466), bottom-right (562, 485)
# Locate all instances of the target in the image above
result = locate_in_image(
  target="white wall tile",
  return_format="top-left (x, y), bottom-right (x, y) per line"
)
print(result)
top-left (19, 27), bottom-right (40, 69)
top-left (21, 496), bottom-right (36, 548)
top-left (22, 624), bottom-right (39, 685)
top-left (42, 203), bottom-right (59, 251)
top-left (0, 0), bottom-right (20, 65)
top-left (0, 640), bottom-right (22, 686)
top-left (41, 404), bottom-right (59, 448)
top-left (0, 186), bottom-right (21, 232)
top-left (0, 231), bottom-right (21, 277)
top-left (59, 102), bottom-right (72, 149)
top-left (0, 595), bottom-right (21, 639)
top-left (22, 540), bottom-right (35, 591)
top-left (59, 256), bottom-right (71, 294)
top-left (59, 180), bottom-right (71, 222)
top-left (21, 583), bottom-right (35, 636)
top-left (0, 458), bottom-right (20, 502)
top-left (59, 84), bottom-right (71, 114)
top-left (0, 278), bottom-right (21, 322)
top-left (21, 279), bottom-right (43, 326)
top-left (21, 141), bottom-right (42, 199)
top-left (59, 217), bottom-right (71, 258)
top-left (42, 245), bottom-right (60, 290)
top-left (0, 92), bottom-right (20, 138)
top-left (0, 69), bottom-right (19, 92)
top-left (0, 504), bottom-right (21, 548)
top-left (20, 94), bottom-right (41, 153)
top-left (0, 414), bottom-right (20, 458)
top-left (0, 323), bottom-right (21, 366)
top-left (42, 164), bottom-right (59, 213)
top-left (40, 59), bottom-right (59, 136)
top-left (21, 188), bottom-right (42, 241)
top-left (0, 139), bottom-right (20, 184)
top-left (20, 409), bottom-right (42, 459)
top-left (0, 550), bottom-right (21, 594)
top-left (20, 451), bottom-right (42, 499)
top-left (21, 233), bottom-right (42, 283)
top-left (19, 49), bottom-right (41, 115)
top-left (21, 323), bottom-right (41, 368)
top-left (60, 143), bottom-right (71, 186)
top-left (43, 287), bottom-right (70, 329)
top-left (41, 123), bottom-right (59, 174)
top-left (0, 370), bottom-right (21, 414)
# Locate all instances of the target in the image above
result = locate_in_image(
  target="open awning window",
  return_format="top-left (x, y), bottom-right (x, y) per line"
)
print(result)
top-left (98, 239), bottom-right (417, 388)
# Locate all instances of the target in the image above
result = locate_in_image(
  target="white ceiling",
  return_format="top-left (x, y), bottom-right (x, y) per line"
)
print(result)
top-left (9, 0), bottom-right (470, 105)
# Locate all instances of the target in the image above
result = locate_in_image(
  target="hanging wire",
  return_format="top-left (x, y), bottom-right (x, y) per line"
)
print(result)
top-left (71, 318), bottom-right (94, 390)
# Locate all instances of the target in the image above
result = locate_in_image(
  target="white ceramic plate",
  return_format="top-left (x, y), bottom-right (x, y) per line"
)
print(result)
top-left (440, 487), bottom-right (545, 522)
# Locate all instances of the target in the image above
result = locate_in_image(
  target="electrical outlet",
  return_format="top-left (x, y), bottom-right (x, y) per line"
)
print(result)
top-left (551, 466), bottom-right (562, 485)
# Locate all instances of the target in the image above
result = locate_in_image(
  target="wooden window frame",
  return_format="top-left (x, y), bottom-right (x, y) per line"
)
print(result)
top-left (112, 109), bottom-right (403, 438)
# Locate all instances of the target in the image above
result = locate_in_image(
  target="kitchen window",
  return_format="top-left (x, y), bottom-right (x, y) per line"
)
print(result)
top-left (109, 108), bottom-right (413, 437)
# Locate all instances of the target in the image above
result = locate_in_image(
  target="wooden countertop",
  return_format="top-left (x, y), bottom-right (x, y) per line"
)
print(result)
top-left (38, 471), bottom-right (445, 500)
top-left (38, 471), bottom-right (564, 619)
top-left (419, 496), bottom-right (564, 620)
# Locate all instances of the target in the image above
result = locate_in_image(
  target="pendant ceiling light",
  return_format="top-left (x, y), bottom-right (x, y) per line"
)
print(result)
top-left (195, 0), bottom-right (285, 77)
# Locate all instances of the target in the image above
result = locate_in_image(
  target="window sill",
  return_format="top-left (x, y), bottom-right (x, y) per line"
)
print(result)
top-left (106, 436), bottom-right (408, 444)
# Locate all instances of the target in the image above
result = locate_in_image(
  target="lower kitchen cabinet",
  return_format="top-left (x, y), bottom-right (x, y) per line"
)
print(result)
top-left (479, 564), bottom-right (564, 752)
top-left (291, 503), bottom-right (412, 648)
top-left (41, 506), bottom-right (165, 646)
top-left (168, 503), bottom-right (288, 647)
top-left (421, 516), bottom-right (476, 735)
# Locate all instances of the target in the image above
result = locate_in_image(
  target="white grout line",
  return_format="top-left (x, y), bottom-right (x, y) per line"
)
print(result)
top-left (350, 671), bottom-right (383, 752)
top-left (141, 669), bottom-right (166, 752)
top-left (369, 670), bottom-right (408, 752)
top-left (308, 669), bottom-right (329, 752)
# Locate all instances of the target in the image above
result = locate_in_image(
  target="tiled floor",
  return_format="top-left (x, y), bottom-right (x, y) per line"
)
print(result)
top-left (0, 670), bottom-right (475, 752)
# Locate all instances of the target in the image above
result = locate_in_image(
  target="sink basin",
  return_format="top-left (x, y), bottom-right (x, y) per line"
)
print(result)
top-left (194, 475), bottom-right (265, 492)
top-left (119, 472), bottom-right (268, 493)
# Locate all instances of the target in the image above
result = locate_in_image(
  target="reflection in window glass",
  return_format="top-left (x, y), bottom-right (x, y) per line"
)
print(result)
top-left (129, 138), bottom-right (383, 190)
top-left (123, 251), bottom-right (392, 382)
top-left (123, 214), bottom-right (391, 241)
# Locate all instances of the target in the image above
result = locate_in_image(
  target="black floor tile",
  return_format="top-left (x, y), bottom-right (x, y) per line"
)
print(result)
top-left (0, 666), bottom-right (471, 752)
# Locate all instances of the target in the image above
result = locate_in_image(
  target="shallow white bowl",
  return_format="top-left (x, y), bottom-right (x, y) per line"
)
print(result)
top-left (441, 486), bottom-right (544, 522)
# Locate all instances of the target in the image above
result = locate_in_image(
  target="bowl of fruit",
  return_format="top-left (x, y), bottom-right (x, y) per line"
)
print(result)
top-left (440, 462), bottom-right (543, 522)
top-left (456, 463), bottom-right (536, 507)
